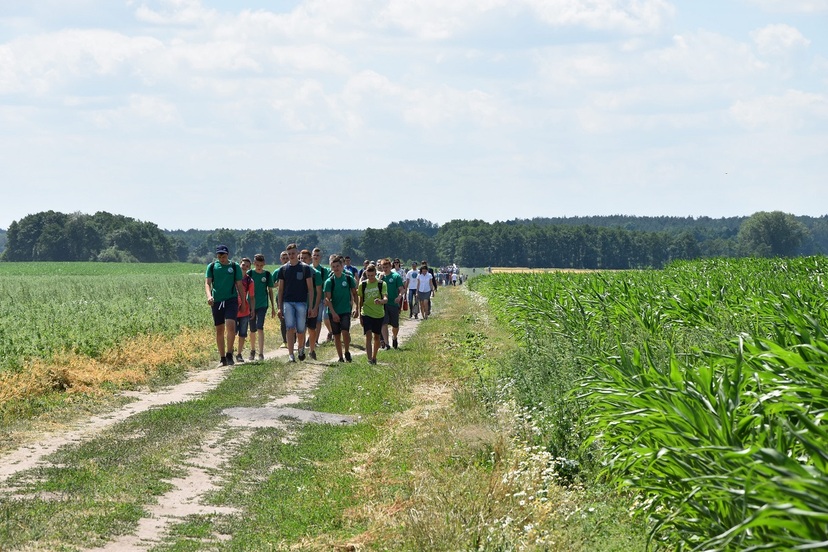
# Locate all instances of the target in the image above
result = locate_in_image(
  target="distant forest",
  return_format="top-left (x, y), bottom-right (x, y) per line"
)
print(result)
top-left (1, 210), bottom-right (826, 269)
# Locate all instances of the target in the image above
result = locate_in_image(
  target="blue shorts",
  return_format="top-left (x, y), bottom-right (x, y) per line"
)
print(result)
top-left (251, 307), bottom-right (268, 331)
top-left (283, 302), bottom-right (308, 333)
top-left (211, 297), bottom-right (239, 326)
top-left (236, 314), bottom-right (250, 337)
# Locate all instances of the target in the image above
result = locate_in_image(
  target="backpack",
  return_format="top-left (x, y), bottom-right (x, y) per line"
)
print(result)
top-left (360, 279), bottom-right (384, 301)
top-left (328, 273), bottom-right (355, 303)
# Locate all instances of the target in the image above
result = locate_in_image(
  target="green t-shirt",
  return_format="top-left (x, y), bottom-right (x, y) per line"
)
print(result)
top-left (358, 280), bottom-right (386, 319)
top-left (323, 273), bottom-right (356, 315)
top-left (206, 260), bottom-right (242, 302)
top-left (312, 264), bottom-right (330, 306)
top-left (380, 271), bottom-right (405, 302)
top-left (309, 266), bottom-right (323, 306)
top-left (247, 268), bottom-right (274, 310)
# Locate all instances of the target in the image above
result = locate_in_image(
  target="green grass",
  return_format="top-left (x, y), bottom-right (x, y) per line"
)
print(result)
top-left (1, 283), bottom-right (648, 551)
top-left (470, 256), bottom-right (828, 550)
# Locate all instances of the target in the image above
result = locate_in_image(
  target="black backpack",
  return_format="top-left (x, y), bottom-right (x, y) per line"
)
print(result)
top-left (360, 279), bottom-right (384, 301)
top-left (328, 273), bottom-right (355, 302)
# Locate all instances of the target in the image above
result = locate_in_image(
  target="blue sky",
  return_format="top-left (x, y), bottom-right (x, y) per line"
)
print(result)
top-left (1, 0), bottom-right (826, 231)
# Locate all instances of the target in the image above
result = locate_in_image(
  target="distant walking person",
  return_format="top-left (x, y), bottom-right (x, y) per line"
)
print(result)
top-left (406, 261), bottom-right (419, 319)
top-left (416, 264), bottom-right (435, 320)
top-left (247, 253), bottom-right (275, 361)
top-left (300, 248), bottom-right (323, 361)
top-left (235, 257), bottom-right (255, 363)
top-left (278, 250), bottom-right (289, 347)
top-left (357, 264), bottom-right (387, 365)
top-left (205, 245), bottom-right (247, 366)
top-left (324, 255), bottom-right (359, 363)
top-left (277, 244), bottom-right (313, 362)
top-left (379, 257), bottom-right (405, 349)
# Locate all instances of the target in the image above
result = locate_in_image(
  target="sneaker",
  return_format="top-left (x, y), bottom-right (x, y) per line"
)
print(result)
top-left (288, 353), bottom-right (296, 362)
top-left (310, 350), bottom-right (317, 360)
top-left (220, 356), bottom-right (228, 367)
top-left (226, 352), bottom-right (235, 366)
top-left (414, 314), bottom-right (418, 319)
top-left (249, 350), bottom-right (256, 361)
top-left (258, 353), bottom-right (264, 361)
top-left (338, 357), bottom-right (345, 363)
top-left (305, 338), bottom-right (310, 348)
top-left (393, 338), bottom-right (398, 349)
top-left (298, 349), bottom-right (306, 361)
top-left (280, 342), bottom-right (288, 349)
top-left (368, 358), bottom-right (377, 365)
top-left (235, 353), bottom-right (244, 363)
top-left (326, 334), bottom-right (333, 342)
top-left (344, 351), bottom-right (352, 362)
top-left (379, 339), bottom-right (386, 349)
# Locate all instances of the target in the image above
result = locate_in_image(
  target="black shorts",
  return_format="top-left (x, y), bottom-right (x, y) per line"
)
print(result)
top-left (306, 314), bottom-right (318, 330)
top-left (328, 311), bottom-right (352, 335)
top-left (383, 303), bottom-right (400, 328)
top-left (211, 297), bottom-right (239, 326)
top-left (361, 315), bottom-right (383, 336)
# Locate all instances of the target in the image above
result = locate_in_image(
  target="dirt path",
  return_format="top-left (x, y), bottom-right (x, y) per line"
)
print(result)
top-left (0, 316), bottom-right (421, 550)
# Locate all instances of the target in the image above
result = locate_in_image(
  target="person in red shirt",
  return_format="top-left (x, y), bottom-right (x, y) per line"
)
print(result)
top-left (235, 257), bottom-right (255, 363)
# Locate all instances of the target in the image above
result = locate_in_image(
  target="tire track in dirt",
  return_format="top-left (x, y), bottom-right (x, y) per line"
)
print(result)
top-left (0, 315), bottom-right (422, 550)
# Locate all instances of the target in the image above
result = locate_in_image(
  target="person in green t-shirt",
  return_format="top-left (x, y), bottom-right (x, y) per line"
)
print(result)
top-left (357, 264), bottom-right (387, 365)
top-left (301, 249), bottom-right (324, 360)
top-left (311, 247), bottom-right (333, 343)
top-left (246, 253), bottom-right (275, 361)
top-left (379, 257), bottom-right (406, 350)
top-left (323, 255), bottom-right (359, 363)
top-left (204, 244), bottom-right (247, 367)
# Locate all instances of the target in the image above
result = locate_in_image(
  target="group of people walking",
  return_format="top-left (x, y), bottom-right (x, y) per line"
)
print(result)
top-left (204, 244), bottom-right (440, 367)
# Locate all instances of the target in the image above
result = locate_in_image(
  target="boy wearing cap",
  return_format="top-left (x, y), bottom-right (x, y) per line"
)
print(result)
top-left (205, 245), bottom-right (248, 366)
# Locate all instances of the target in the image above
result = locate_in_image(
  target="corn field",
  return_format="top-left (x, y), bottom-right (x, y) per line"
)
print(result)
top-left (470, 257), bottom-right (828, 550)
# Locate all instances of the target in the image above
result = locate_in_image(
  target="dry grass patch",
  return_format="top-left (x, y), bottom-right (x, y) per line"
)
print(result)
top-left (0, 328), bottom-right (215, 403)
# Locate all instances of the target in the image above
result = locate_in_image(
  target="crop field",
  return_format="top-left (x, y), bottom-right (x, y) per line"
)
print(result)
top-left (470, 257), bottom-right (828, 550)
top-left (484, 267), bottom-right (595, 274)
top-left (0, 263), bottom-right (214, 403)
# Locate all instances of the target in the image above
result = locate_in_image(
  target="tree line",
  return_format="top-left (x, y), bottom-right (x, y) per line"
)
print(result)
top-left (1, 211), bottom-right (825, 268)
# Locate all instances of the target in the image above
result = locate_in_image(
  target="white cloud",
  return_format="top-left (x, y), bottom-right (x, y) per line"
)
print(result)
top-left (340, 69), bottom-right (514, 131)
top-left (729, 89), bottom-right (828, 130)
top-left (652, 31), bottom-right (765, 81)
top-left (743, 0), bottom-right (828, 13)
top-left (133, 0), bottom-right (217, 26)
top-left (751, 24), bottom-right (810, 56)
top-left (525, 0), bottom-right (675, 33)
top-left (0, 30), bottom-right (163, 95)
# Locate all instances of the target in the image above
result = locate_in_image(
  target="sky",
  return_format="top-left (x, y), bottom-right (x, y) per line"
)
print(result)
top-left (0, 0), bottom-right (826, 231)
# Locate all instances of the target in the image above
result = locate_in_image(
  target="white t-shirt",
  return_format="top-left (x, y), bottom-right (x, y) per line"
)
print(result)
top-left (416, 272), bottom-right (434, 293)
top-left (406, 269), bottom-right (418, 290)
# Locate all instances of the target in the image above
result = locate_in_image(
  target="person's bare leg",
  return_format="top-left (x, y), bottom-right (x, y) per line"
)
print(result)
top-left (225, 320), bottom-right (237, 355)
top-left (365, 332), bottom-right (373, 362)
top-left (215, 325), bottom-right (225, 357)
top-left (372, 333), bottom-right (381, 362)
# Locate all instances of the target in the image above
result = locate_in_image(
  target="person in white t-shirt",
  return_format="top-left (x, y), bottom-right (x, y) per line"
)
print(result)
top-left (406, 262), bottom-right (419, 319)
top-left (416, 264), bottom-right (435, 320)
